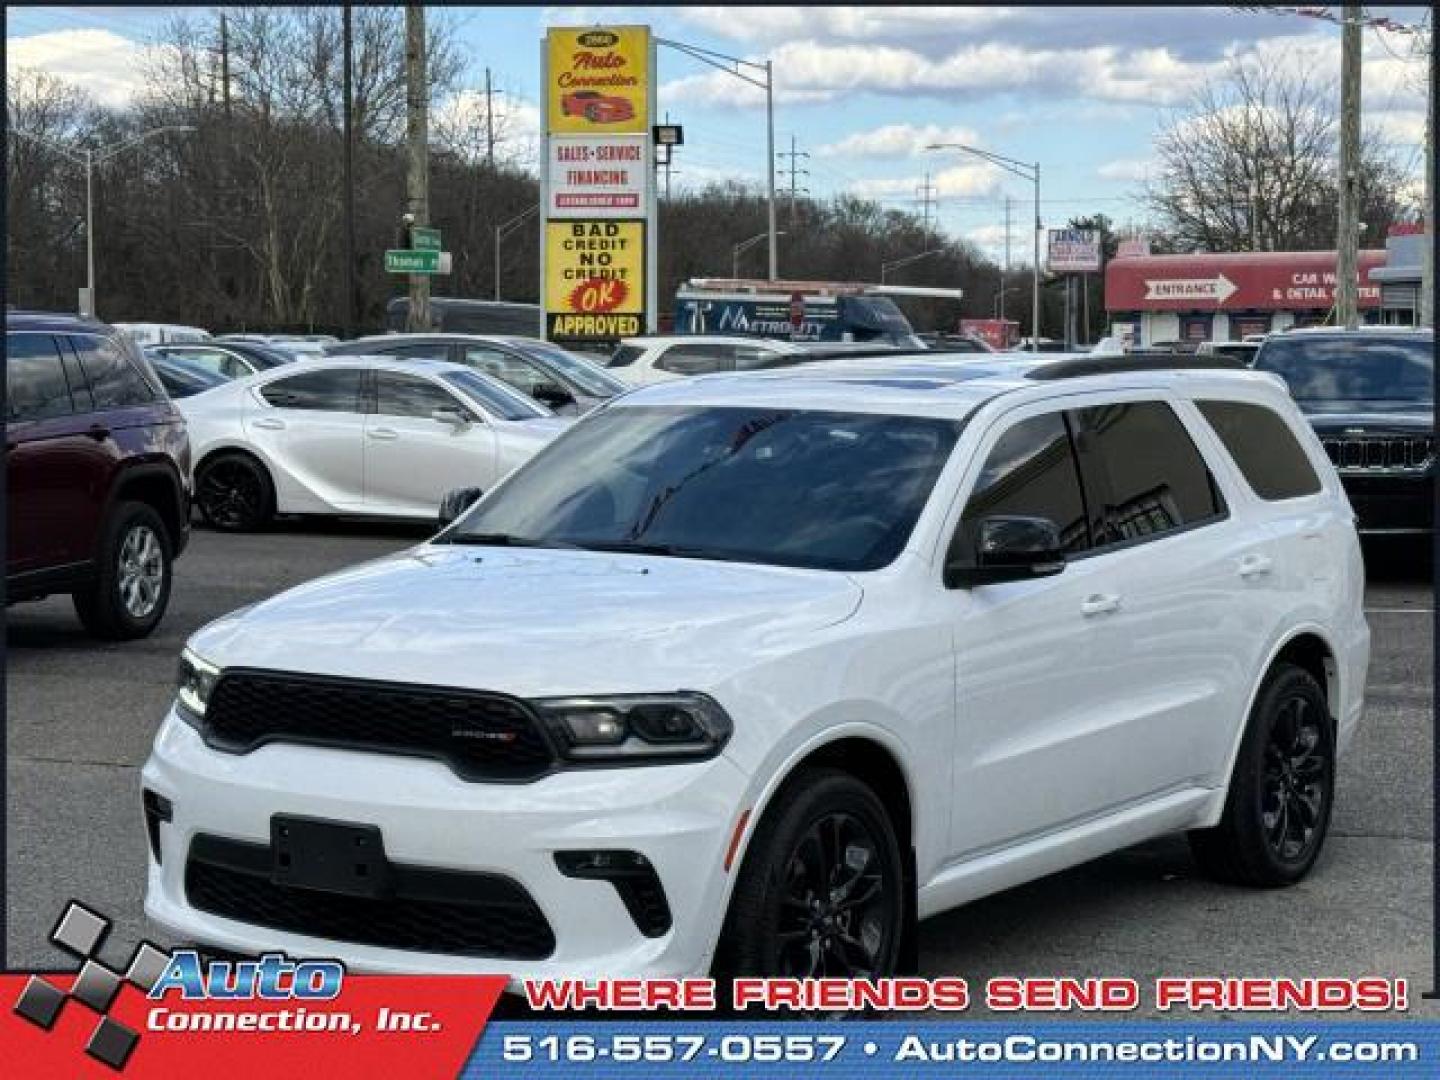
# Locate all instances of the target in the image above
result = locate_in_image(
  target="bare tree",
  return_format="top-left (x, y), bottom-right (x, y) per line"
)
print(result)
top-left (1144, 56), bottom-right (1415, 251)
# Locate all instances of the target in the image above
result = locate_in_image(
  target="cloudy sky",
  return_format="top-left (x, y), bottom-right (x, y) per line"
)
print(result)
top-left (7, 4), bottom-right (1430, 260)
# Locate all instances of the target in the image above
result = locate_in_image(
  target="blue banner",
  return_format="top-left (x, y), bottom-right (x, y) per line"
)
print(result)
top-left (467, 1022), bottom-right (1436, 1078)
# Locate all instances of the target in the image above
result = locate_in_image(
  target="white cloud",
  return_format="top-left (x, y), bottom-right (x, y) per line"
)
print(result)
top-left (673, 6), bottom-right (1020, 45)
top-left (1097, 157), bottom-right (1159, 182)
top-left (817, 123), bottom-right (981, 159)
top-left (851, 161), bottom-right (1001, 200)
top-left (6, 29), bottom-right (149, 107)
top-left (660, 39), bottom-right (1217, 110)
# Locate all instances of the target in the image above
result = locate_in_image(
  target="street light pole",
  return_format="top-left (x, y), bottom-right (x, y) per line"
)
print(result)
top-left (14, 125), bottom-right (195, 318)
top-left (495, 205), bottom-right (539, 302)
top-left (926, 142), bottom-right (1042, 352)
top-left (733, 230), bottom-right (784, 278)
top-left (85, 149), bottom-right (95, 317)
top-left (765, 60), bottom-right (777, 281)
top-left (656, 37), bottom-right (778, 280)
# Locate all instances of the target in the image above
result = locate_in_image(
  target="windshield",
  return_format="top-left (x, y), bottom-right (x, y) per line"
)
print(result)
top-left (446, 405), bottom-right (963, 571)
top-left (1256, 337), bottom-right (1434, 402)
top-left (441, 369), bottom-right (552, 420)
top-left (512, 340), bottom-right (628, 397)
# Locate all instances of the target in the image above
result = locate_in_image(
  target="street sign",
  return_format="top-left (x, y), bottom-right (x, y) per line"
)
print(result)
top-left (411, 226), bottom-right (441, 252)
top-left (385, 249), bottom-right (451, 274)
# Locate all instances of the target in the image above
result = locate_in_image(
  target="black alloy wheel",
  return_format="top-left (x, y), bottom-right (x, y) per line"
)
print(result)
top-left (197, 453), bottom-right (274, 531)
top-left (1261, 692), bottom-right (1329, 864)
top-left (716, 768), bottom-right (905, 1013)
top-left (774, 810), bottom-right (895, 978)
top-left (1190, 662), bottom-right (1335, 887)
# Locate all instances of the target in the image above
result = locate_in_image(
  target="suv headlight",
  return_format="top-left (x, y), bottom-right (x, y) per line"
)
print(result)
top-left (535, 693), bottom-right (732, 764)
top-left (175, 648), bottom-right (221, 724)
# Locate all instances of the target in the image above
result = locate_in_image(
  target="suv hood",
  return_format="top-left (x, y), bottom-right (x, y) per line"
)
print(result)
top-left (1298, 399), bottom-right (1434, 431)
top-left (191, 546), bottom-right (863, 697)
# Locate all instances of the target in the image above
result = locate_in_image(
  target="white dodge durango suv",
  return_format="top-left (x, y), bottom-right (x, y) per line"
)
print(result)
top-left (143, 355), bottom-right (1369, 985)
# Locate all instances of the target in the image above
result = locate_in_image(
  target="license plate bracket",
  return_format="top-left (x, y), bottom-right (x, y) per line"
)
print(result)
top-left (271, 815), bottom-right (391, 899)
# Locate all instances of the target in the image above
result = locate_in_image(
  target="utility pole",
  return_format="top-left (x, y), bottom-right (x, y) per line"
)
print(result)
top-left (915, 172), bottom-right (936, 241)
top-left (220, 12), bottom-right (232, 119)
top-left (1336, 3), bottom-right (1362, 329)
top-left (1422, 26), bottom-right (1434, 328)
top-left (765, 59), bottom-right (777, 280)
top-left (1000, 195), bottom-right (1012, 324)
top-left (404, 4), bottom-right (431, 332)
top-left (776, 134), bottom-right (809, 225)
top-left (342, 4), bottom-right (355, 339)
top-left (485, 66), bottom-right (495, 168)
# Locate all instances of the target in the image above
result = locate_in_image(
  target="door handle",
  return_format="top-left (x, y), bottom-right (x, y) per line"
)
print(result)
top-left (1080, 593), bottom-right (1122, 616)
top-left (368, 427), bottom-right (399, 440)
top-left (1238, 554), bottom-right (1274, 579)
top-left (252, 417), bottom-right (285, 431)
top-left (86, 423), bottom-right (111, 441)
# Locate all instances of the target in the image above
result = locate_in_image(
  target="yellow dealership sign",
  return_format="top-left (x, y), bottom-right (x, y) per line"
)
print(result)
top-left (546, 26), bottom-right (650, 135)
top-left (544, 220), bottom-right (645, 339)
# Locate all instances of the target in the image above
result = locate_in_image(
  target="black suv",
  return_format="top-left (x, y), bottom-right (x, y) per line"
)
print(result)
top-left (1253, 327), bottom-right (1434, 534)
top-left (6, 312), bottom-right (191, 638)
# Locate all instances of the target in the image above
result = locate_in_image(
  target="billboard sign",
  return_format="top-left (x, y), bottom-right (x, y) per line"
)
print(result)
top-left (546, 26), bottom-right (650, 135)
top-left (546, 134), bottom-right (647, 218)
top-left (1047, 229), bottom-right (1102, 274)
top-left (544, 220), bottom-right (645, 338)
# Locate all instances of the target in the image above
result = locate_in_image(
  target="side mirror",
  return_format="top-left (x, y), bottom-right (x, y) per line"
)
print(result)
top-left (531, 383), bottom-right (574, 410)
top-left (437, 486), bottom-right (484, 528)
top-left (431, 407), bottom-right (471, 429)
top-left (944, 515), bottom-right (1067, 589)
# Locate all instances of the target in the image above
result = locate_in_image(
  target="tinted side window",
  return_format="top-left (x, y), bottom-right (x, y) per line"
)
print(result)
top-left (954, 412), bottom-right (1090, 560)
top-left (1198, 400), bottom-right (1322, 501)
top-left (1075, 401), bottom-right (1223, 546)
top-left (658, 344), bottom-right (733, 375)
top-left (71, 333), bottom-right (157, 408)
top-left (260, 369), bottom-right (364, 412)
top-left (374, 372), bottom-right (465, 418)
top-left (5, 334), bottom-right (74, 421)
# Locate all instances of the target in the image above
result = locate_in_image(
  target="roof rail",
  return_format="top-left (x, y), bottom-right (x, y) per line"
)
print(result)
top-left (1025, 354), bottom-right (1250, 381)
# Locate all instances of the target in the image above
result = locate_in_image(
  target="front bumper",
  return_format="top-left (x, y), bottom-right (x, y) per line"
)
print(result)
top-left (1338, 472), bottom-right (1434, 534)
top-left (142, 710), bottom-right (748, 979)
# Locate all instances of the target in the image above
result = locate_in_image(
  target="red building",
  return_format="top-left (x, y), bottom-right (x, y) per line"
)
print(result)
top-left (1105, 249), bottom-right (1385, 346)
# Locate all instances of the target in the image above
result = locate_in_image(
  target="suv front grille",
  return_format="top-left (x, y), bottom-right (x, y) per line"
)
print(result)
top-left (1320, 435), bottom-right (1433, 473)
top-left (185, 833), bottom-right (556, 959)
top-left (201, 670), bottom-right (556, 781)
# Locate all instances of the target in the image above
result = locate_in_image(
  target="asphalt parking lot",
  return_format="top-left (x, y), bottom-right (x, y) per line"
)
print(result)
top-left (6, 524), bottom-right (1435, 1018)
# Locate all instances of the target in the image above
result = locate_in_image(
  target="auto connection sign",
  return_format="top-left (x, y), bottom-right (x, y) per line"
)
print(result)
top-left (541, 26), bottom-right (657, 345)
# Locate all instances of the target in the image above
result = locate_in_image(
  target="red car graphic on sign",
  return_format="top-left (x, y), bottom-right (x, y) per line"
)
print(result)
top-left (560, 90), bottom-right (635, 124)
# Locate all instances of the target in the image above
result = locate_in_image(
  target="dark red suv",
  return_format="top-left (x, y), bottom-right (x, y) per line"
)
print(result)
top-left (6, 312), bottom-right (191, 638)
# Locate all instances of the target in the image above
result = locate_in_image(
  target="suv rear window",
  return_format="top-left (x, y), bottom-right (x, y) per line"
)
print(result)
top-left (1197, 400), bottom-right (1322, 501)
top-left (1074, 401), bottom-right (1224, 547)
top-left (70, 333), bottom-right (158, 408)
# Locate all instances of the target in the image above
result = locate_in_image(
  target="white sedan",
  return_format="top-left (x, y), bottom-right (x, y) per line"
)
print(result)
top-left (179, 357), bottom-right (570, 530)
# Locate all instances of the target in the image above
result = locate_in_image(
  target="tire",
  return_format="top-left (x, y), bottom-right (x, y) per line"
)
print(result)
top-left (1189, 663), bottom-right (1335, 887)
top-left (584, 105), bottom-right (601, 122)
top-left (715, 768), bottom-right (905, 1003)
top-left (73, 501), bottom-right (173, 640)
top-left (196, 451), bottom-right (275, 531)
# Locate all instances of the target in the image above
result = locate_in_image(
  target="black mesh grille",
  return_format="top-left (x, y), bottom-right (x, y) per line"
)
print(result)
top-left (185, 834), bottom-right (556, 959)
top-left (201, 670), bottom-right (556, 781)
top-left (1321, 435), bottom-right (1433, 472)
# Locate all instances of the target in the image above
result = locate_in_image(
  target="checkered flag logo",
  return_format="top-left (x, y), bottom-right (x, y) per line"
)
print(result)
top-left (12, 900), bottom-right (174, 1071)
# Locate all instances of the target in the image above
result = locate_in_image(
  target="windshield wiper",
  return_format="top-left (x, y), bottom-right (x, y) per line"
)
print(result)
top-left (578, 540), bottom-right (720, 559)
top-left (442, 532), bottom-right (582, 550)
